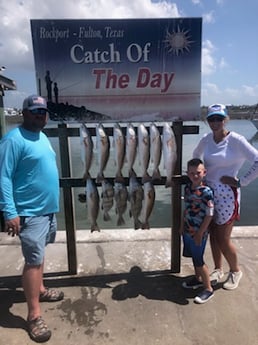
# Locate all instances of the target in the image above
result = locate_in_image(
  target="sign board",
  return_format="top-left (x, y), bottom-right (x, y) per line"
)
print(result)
top-left (31, 18), bottom-right (202, 121)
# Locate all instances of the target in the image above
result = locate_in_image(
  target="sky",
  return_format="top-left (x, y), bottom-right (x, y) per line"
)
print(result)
top-left (1, 0), bottom-right (258, 109)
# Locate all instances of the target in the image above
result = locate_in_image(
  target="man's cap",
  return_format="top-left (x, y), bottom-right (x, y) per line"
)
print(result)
top-left (206, 104), bottom-right (228, 118)
top-left (22, 95), bottom-right (48, 111)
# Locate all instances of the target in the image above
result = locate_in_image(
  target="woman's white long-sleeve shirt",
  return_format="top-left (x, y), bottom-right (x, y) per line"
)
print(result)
top-left (193, 131), bottom-right (258, 187)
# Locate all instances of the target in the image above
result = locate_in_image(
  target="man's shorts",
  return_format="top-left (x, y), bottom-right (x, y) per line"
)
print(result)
top-left (182, 232), bottom-right (207, 267)
top-left (19, 214), bottom-right (57, 265)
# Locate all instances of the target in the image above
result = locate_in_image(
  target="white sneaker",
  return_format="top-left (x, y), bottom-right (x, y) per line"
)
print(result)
top-left (223, 271), bottom-right (243, 290)
top-left (210, 269), bottom-right (224, 286)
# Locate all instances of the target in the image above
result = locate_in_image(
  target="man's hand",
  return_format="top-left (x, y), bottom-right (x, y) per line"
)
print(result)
top-left (5, 216), bottom-right (21, 237)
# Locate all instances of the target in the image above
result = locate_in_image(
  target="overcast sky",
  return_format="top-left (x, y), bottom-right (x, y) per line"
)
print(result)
top-left (1, 0), bottom-right (258, 108)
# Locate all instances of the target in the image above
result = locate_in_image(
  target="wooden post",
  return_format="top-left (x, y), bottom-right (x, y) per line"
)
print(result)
top-left (171, 121), bottom-right (183, 272)
top-left (0, 88), bottom-right (6, 231)
top-left (0, 86), bottom-right (6, 139)
top-left (58, 123), bottom-right (77, 274)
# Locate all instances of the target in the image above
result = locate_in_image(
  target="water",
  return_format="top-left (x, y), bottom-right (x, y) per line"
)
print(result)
top-left (6, 119), bottom-right (258, 229)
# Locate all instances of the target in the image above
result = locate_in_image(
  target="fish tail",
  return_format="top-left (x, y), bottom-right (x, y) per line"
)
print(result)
top-left (165, 178), bottom-right (172, 188)
top-left (96, 172), bottom-right (105, 183)
top-left (152, 168), bottom-right (161, 181)
top-left (83, 171), bottom-right (91, 180)
top-left (114, 173), bottom-right (125, 183)
top-left (141, 222), bottom-right (150, 230)
top-left (103, 212), bottom-right (111, 221)
top-left (129, 168), bottom-right (137, 178)
top-left (117, 216), bottom-right (125, 226)
top-left (91, 223), bottom-right (100, 232)
top-left (142, 173), bottom-right (151, 184)
top-left (134, 219), bottom-right (142, 230)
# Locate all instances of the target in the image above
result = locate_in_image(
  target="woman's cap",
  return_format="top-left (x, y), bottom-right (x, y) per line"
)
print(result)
top-left (23, 95), bottom-right (48, 111)
top-left (207, 104), bottom-right (228, 118)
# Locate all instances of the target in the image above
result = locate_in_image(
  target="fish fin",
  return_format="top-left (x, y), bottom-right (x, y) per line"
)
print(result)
top-left (78, 193), bottom-right (86, 203)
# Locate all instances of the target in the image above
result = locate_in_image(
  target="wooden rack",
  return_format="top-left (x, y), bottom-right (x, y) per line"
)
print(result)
top-left (42, 121), bottom-right (199, 275)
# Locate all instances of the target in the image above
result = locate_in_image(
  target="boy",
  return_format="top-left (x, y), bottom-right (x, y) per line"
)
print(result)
top-left (180, 158), bottom-right (214, 303)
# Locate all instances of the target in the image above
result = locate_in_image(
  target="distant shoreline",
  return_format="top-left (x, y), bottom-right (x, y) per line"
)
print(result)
top-left (4, 111), bottom-right (256, 125)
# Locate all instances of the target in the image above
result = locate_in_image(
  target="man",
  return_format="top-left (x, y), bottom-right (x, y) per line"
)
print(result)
top-left (0, 95), bottom-right (64, 342)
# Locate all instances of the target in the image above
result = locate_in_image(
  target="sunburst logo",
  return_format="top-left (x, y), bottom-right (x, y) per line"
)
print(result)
top-left (164, 26), bottom-right (194, 56)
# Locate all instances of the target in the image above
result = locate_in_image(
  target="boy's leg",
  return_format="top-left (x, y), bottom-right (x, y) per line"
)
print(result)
top-left (195, 265), bottom-right (213, 292)
top-left (192, 236), bottom-right (213, 291)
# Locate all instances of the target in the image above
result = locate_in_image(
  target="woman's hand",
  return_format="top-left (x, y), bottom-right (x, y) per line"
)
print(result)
top-left (220, 175), bottom-right (239, 188)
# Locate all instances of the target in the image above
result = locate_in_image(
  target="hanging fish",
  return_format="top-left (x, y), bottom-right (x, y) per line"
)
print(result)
top-left (96, 123), bottom-right (110, 183)
top-left (80, 123), bottom-right (94, 180)
top-left (150, 123), bottom-right (162, 181)
top-left (128, 175), bottom-right (144, 230)
top-left (126, 123), bottom-right (137, 177)
top-left (114, 181), bottom-right (128, 226)
top-left (101, 179), bottom-right (114, 221)
top-left (140, 181), bottom-right (155, 230)
top-left (138, 123), bottom-right (151, 184)
top-left (113, 123), bottom-right (126, 183)
top-left (86, 178), bottom-right (100, 232)
top-left (162, 123), bottom-right (177, 188)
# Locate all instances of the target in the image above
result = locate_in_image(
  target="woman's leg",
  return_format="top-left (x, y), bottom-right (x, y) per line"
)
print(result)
top-left (215, 221), bottom-right (240, 272)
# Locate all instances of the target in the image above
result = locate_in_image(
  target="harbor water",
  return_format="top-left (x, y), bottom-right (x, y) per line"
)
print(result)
top-left (6, 119), bottom-right (258, 230)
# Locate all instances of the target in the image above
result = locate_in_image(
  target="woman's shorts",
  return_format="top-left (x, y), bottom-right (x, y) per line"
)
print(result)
top-left (19, 214), bottom-right (57, 265)
top-left (208, 182), bottom-right (240, 225)
top-left (182, 233), bottom-right (207, 267)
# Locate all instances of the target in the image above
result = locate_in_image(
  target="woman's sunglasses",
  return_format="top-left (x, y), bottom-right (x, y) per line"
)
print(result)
top-left (207, 116), bottom-right (224, 123)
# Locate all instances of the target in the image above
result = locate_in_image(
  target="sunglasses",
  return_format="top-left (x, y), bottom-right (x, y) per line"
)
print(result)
top-left (30, 109), bottom-right (47, 115)
top-left (207, 116), bottom-right (224, 123)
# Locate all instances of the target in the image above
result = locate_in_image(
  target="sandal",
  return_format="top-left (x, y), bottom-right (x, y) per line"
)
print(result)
top-left (39, 288), bottom-right (64, 302)
top-left (27, 316), bottom-right (51, 343)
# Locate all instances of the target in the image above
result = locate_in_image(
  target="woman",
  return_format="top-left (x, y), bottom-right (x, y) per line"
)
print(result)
top-left (193, 104), bottom-right (258, 290)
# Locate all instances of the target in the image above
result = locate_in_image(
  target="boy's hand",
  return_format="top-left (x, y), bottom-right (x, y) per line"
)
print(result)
top-left (193, 231), bottom-right (202, 246)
